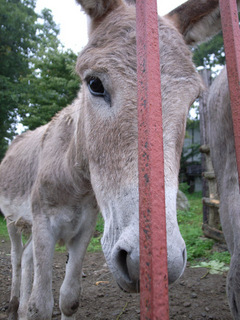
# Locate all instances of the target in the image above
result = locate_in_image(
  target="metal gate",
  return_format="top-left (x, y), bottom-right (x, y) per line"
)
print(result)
top-left (136, 0), bottom-right (240, 318)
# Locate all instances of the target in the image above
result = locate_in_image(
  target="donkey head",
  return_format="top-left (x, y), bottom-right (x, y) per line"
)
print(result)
top-left (75, 0), bottom-right (221, 292)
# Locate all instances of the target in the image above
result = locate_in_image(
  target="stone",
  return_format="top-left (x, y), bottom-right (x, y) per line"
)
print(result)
top-left (177, 190), bottom-right (190, 211)
top-left (183, 301), bottom-right (191, 307)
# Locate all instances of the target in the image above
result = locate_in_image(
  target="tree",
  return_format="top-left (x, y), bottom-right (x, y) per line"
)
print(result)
top-left (193, 33), bottom-right (225, 69)
top-left (0, 3), bottom-right (80, 159)
top-left (193, 14), bottom-right (240, 70)
top-left (18, 9), bottom-right (80, 130)
top-left (0, 0), bottom-right (38, 159)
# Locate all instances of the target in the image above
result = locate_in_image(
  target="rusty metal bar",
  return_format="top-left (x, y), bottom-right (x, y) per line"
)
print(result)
top-left (136, 0), bottom-right (169, 319)
top-left (219, 0), bottom-right (240, 187)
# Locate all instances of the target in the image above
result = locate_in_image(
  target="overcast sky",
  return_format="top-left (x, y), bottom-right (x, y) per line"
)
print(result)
top-left (35, 0), bottom-right (186, 53)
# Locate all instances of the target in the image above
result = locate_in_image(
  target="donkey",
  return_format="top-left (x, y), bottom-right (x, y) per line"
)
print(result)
top-left (208, 66), bottom-right (240, 319)
top-left (0, 0), bottom-right (229, 319)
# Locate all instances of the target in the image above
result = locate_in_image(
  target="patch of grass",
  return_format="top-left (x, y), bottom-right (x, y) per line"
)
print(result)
top-left (0, 214), bottom-right (9, 240)
top-left (178, 191), bottom-right (230, 265)
top-left (87, 213), bottom-right (104, 252)
top-left (87, 236), bottom-right (102, 252)
top-left (209, 251), bottom-right (231, 265)
top-left (55, 243), bottom-right (67, 253)
top-left (179, 182), bottom-right (190, 195)
top-left (178, 192), bottom-right (213, 261)
top-left (95, 213), bottom-right (104, 234)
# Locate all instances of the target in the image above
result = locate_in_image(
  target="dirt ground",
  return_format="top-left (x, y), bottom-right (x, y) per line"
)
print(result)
top-left (0, 239), bottom-right (233, 320)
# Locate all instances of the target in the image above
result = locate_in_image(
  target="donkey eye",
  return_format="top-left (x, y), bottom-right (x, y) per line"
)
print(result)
top-left (87, 76), bottom-right (111, 106)
top-left (88, 77), bottom-right (105, 96)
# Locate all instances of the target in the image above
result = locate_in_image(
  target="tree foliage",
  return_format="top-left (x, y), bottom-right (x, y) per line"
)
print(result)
top-left (193, 14), bottom-right (240, 70)
top-left (18, 9), bottom-right (80, 130)
top-left (193, 33), bottom-right (225, 69)
top-left (0, 0), bottom-right (37, 158)
top-left (0, 0), bottom-right (80, 159)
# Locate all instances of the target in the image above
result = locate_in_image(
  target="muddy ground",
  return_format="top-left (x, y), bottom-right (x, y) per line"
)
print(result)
top-left (0, 239), bottom-right (232, 320)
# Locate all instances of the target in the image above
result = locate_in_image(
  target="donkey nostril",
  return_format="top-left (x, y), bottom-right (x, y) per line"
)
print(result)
top-left (114, 248), bottom-right (140, 292)
top-left (181, 247), bottom-right (187, 276)
top-left (182, 247), bottom-right (187, 264)
top-left (117, 250), bottom-right (131, 281)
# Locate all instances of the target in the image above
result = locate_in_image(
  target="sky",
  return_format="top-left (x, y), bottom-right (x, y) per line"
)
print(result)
top-left (35, 0), bottom-right (186, 53)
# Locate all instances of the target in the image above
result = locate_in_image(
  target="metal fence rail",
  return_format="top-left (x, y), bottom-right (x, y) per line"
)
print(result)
top-left (220, 0), bottom-right (240, 187)
top-left (136, 0), bottom-right (169, 319)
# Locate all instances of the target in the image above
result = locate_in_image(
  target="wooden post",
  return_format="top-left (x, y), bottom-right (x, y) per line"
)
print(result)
top-left (199, 69), bottom-right (212, 225)
top-left (136, 0), bottom-right (169, 319)
top-left (199, 69), bottom-right (224, 242)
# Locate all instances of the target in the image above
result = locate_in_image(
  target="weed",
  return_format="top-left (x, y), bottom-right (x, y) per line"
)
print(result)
top-left (192, 260), bottom-right (229, 275)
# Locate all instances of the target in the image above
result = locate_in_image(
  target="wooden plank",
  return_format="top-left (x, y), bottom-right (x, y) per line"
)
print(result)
top-left (199, 145), bottom-right (210, 154)
top-left (203, 172), bottom-right (215, 180)
top-left (202, 223), bottom-right (225, 242)
top-left (202, 197), bottom-right (220, 208)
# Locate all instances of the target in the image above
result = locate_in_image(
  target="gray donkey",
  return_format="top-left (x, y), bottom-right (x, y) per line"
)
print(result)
top-left (0, 0), bottom-right (230, 319)
top-left (208, 65), bottom-right (240, 319)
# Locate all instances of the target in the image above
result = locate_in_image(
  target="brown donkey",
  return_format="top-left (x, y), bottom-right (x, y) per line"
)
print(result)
top-left (0, 0), bottom-right (230, 319)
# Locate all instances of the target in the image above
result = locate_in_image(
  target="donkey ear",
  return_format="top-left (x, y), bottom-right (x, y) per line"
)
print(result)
top-left (76, 0), bottom-right (122, 20)
top-left (165, 0), bottom-right (228, 46)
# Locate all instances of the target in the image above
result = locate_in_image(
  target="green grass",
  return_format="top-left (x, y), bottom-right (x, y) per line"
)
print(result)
top-left (87, 213), bottom-right (104, 252)
top-left (177, 191), bottom-right (231, 265)
top-left (0, 214), bottom-right (9, 240)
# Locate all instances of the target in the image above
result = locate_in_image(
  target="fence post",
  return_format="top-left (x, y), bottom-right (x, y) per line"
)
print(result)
top-left (219, 0), bottom-right (240, 187)
top-left (199, 69), bottom-right (212, 226)
top-left (136, 0), bottom-right (169, 319)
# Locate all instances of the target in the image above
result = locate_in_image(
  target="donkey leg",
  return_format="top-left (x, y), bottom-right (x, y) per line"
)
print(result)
top-left (59, 205), bottom-right (98, 319)
top-left (227, 249), bottom-right (240, 320)
top-left (220, 189), bottom-right (240, 320)
top-left (27, 217), bottom-right (55, 320)
top-left (7, 223), bottom-right (23, 320)
top-left (18, 239), bottom-right (33, 320)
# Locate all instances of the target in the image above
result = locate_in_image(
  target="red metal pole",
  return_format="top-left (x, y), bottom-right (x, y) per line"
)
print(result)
top-left (219, 0), bottom-right (240, 187)
top-left (136, 0), bottom-right (169, 319)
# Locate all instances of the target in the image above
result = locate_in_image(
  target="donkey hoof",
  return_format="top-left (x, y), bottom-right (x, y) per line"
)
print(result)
top-left (61, 301), bottom-right (79, 317)
top-left (27, 302), bottom-right (52, 320)
top-left (8, 296), bottom-right (19, 320)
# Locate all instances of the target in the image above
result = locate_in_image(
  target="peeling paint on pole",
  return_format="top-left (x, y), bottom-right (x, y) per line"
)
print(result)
top-left (136, 0), bottom-right (169, 319)
top-left (219, 0), bottom-right (240, 187)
